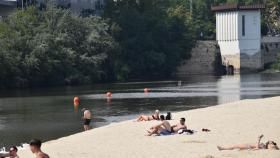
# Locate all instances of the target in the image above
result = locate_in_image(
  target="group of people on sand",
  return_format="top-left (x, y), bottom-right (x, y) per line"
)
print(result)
top-left (137, 110), bottom-right (187, 136)
top-left (1, 107), bottom-right (277, 158)
top-left (137, 110), bottom-right (279, 151)
top-left (0, 139), bottom-right (49, 158)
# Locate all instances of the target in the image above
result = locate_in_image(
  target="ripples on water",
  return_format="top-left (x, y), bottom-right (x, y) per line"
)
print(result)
top-left (0, 73), bottom-right (279, 148)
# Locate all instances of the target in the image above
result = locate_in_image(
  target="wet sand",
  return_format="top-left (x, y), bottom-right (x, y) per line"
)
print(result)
top-left (18, 96), bottom-right (280, 158)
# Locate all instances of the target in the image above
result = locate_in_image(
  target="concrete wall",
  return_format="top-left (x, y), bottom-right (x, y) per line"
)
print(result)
top-left (261, 36), bottom-right (280, 66)
top-left (216, 10), bottom-right (262, 73)
top-left (177, 41), bottom-right (221, 76)
top-left (176, 37), bottom-right (280, 76)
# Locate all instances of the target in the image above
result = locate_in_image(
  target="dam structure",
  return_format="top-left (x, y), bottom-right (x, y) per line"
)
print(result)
top-left (212, 4), bottom-right (265, 74)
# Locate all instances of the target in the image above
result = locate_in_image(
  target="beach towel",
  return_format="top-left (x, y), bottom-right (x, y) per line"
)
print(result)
top-left (158, 129), bottom-right (196, 136)
top-left (178, 129), bottom-right (196, 135)
top-left (159, 129), bottom-right (172, 136)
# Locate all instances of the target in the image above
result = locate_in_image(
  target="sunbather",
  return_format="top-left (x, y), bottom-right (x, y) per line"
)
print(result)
top-left (171, 118), bottom-right (187, 133)
top-left (146, 115), bottom-right (171, 136)
top-left (137, 110), bottom-right (160, 122)
top-left (217, 135), bottom-right (279, 151)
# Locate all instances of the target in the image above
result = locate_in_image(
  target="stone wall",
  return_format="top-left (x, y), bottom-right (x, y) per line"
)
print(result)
top-left (176, 41), bottom-right (221, 76)
top-left (176, 37), bottom-right (280, 77)
top-left (261, 36), bottom-right (280, 66)
top-left (239, 51), bottom-right (263, 73)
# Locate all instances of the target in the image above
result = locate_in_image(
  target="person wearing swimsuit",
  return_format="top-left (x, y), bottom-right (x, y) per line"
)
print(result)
top-left (136, 110), bottom-right (160, 122)
top-left (171, 118), bottom-right (187, 133)
top-left (146, 115), bottom-right (172, 136)
top-left (82, 108), bottom-right (92, 131)
top-left (217, 135), bottom-right (279, 151)
top-left (29, 139), bottom-right (50, 158)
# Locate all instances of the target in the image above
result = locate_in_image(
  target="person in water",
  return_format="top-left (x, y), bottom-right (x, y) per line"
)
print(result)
top-left (82, 108), bottom-right (92, 131)
top-left (29, 139), bottom-right (50, 158)
top-left (217, 135), bottom-right (279, 151)
top-left (0, 146), bottom-right (19, 158)
top-left (171, 118), bottom-right (187, 133)
top-left (137, 110), bottom-right (160, 122)
top-left (146, 115), bottom-right (171, 136)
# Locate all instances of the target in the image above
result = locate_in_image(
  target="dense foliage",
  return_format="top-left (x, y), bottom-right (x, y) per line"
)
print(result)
top-left (103, 0), bottom-right (196, 80)
top-left (1, 0), bottom-right (280, 88)
top-left (0, 6), bottom-right (117, 87)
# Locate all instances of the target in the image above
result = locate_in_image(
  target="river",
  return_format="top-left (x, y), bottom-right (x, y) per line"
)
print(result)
top-left (0, 73), bottom-right (280, 148)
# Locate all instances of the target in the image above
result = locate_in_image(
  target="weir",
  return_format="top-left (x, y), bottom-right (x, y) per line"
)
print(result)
top-left (212, 4), bottom-right (265, 73)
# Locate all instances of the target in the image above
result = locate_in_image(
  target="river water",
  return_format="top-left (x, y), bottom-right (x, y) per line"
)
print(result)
top-left (0, 73), bottom-right (279, 148)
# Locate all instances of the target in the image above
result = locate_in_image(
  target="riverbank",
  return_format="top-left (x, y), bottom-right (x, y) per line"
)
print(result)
top-left (18, 96), bottom-right (280, 158)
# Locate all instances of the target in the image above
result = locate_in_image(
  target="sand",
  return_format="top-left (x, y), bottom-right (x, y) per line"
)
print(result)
top-left (18, 96), bottom-right (280, 158)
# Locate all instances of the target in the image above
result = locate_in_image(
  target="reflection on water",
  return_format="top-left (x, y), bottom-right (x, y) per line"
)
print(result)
top-left (217, 75), bottom-right (241, 104)
top-left (0, 73), bottom-right (279, 148)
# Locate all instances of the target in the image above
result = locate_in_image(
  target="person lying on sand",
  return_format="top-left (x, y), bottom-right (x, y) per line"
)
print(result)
top-left (217, 135), bottom-right (279, 151)
top-left (29, 139), bottom-right (50, 158)
top-left (137, 110), bottom-right (160, 122)
top-left (171, 118), bottom-right (187, 133)
top-left (146, 115), bottom-right (171, 136)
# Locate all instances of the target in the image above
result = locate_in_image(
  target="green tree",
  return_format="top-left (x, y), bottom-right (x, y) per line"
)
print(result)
top-left (0, 5), bottom-right (117, 88)
top-left (103, 0), bottom-right (195, 81)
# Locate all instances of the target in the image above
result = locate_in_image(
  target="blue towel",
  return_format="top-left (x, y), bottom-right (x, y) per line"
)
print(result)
top-left (159, 130), bottom-right (172, 136)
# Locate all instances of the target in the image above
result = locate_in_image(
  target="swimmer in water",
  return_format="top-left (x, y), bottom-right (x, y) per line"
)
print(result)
top-left (82, 108), bottom-right (92, 131)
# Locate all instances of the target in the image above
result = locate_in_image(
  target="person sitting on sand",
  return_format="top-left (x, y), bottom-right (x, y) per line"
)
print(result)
top-left (146, 115), bottom-right (171, 136)
top-left (137, 110), bottom-right (160, 122)
top-left (8, 146), bottom-right (19, 158)
top-left (171, 118), bottom-right (187, 133)
top-left (29, 139), bottom-right (49, 158)
top-left (82, 108), bottom-right (92, 131)
top-left (0, 146), bottom-right (19, 158)
top-left (217, 135), bottom-right (279, 151)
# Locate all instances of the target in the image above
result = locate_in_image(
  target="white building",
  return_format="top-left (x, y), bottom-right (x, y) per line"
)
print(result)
top-left (0, 0), bottom-right (17, 17)
top-left (44, 0), bottom-right (105, 14)
top-left (212, 4), bottom-right (265, 73)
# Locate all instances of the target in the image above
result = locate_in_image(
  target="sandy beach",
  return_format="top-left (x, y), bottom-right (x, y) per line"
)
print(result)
top-left (18, 96), bottom-right (280, 158)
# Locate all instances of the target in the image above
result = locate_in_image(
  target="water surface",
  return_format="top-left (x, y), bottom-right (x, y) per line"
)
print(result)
top-left (0, 73), bottom-right (279, 148)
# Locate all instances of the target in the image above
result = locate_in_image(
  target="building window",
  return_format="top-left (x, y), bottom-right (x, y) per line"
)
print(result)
top-left (242, 15), bottom-right (245, 36)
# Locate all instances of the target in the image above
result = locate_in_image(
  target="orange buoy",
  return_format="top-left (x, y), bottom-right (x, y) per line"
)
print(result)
top-left (73, 96), bottom-right (80, 106)
top-left (144, 88), bottom-right (149, 93)
top-left (106, 92), bottom-right (112, 97)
